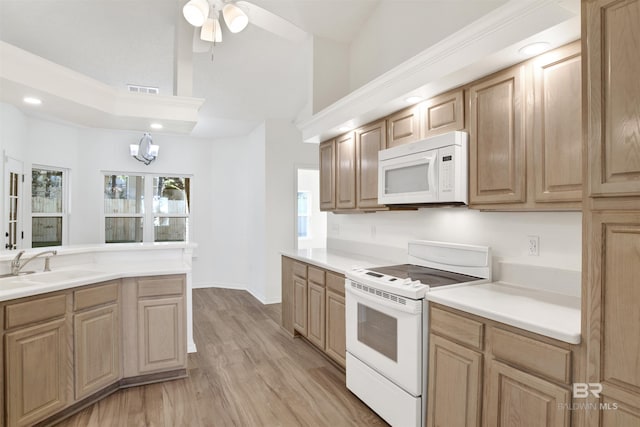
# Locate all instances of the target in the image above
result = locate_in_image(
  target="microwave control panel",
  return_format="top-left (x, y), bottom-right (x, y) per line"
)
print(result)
top-left (439, 145), bottom-right (456, 193)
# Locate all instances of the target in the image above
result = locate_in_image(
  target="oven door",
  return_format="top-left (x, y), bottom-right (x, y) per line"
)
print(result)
top-left (345, 282), bottom-right (422, 396)
top-left (378, 148), bottom-right (438, 204)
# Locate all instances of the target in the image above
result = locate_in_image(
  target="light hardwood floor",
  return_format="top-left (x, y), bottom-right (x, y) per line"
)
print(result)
top-left (56, 288), bottom-right (388, 427)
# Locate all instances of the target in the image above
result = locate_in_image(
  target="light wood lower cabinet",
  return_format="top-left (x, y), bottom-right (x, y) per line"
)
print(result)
top-left (2, 274), bottom-right (187, 426)
top-left (74, 304), bottom-right (121, 400)
top-left (427, 334), bottom-right (482, 427)
top-left (5, 318), bottom-right (70, 427)
top-left (138, 297), bottom-right (185, 373)
top-left (485, 360), bottom-right (570, 427)
top-left (282, 257), bottom-right (346, 368)
top-left (428, 305), bottom-right (576, 427)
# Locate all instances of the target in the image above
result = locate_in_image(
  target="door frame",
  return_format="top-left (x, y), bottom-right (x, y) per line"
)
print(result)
top-left (3, 152), bottom-right (24, 251)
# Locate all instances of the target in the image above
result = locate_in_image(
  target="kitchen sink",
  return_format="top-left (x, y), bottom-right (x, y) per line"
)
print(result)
top-left (0, 271), bottom-right (35, 279)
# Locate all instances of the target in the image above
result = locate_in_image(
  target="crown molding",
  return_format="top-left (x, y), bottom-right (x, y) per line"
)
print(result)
top-left (296, 0), bottom-right (579, 143)
top-left (0, 41), bottom-right (205, 134)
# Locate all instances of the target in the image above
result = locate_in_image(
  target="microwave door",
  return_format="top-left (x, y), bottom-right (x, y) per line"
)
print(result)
top-left (378, 150), bottom-right (438, 204)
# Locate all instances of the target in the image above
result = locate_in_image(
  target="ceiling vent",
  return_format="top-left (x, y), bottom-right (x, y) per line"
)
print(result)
top-left (127, 84), bottom-right (159, 95)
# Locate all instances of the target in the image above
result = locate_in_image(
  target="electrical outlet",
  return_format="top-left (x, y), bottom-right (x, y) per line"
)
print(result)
top-left (527, 235), bottom-right (540, 256)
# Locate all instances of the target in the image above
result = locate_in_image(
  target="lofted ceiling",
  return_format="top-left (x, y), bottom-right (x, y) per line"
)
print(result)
top-left (0, 0), bottom-right (578, 140)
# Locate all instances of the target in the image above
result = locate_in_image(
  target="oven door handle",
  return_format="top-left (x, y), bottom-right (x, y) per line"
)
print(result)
top-left (345, 285), bottom-right (422, 315)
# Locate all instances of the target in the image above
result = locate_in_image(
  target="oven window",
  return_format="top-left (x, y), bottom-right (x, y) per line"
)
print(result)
top-left (385, 163), bottom-right (429, 194)
top-left (357, 303), bottom-right (398, 362)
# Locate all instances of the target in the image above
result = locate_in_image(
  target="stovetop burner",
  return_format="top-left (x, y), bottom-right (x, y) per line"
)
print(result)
top-left (369, 264), bottom-right (482, 288)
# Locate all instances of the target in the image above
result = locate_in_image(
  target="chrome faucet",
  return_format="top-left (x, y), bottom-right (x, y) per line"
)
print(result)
top-left (10, 250), bottom-right (58, 275)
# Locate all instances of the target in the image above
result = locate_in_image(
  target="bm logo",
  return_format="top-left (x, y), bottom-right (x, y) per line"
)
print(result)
top-left (573, 383), bottom-right (603, 398)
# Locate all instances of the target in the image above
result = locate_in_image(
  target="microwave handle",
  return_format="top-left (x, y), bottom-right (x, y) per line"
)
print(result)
top-left (428, 152), bottom-right (438, 195)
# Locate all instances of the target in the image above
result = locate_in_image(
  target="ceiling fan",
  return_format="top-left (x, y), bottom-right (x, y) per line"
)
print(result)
top-left (182, 0), bottom-right (308, 52)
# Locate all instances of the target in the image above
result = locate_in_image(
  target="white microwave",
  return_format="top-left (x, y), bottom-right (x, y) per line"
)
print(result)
top-left (378, 131), bottom-right (468, 205)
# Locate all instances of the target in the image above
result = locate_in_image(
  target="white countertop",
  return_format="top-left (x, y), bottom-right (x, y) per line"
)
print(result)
top-left (427, 281), bottom-right (581, 344)
top-left (281, 248), bottom-right (393, 274)
top-left (0, 261), bottom-right (190, 302)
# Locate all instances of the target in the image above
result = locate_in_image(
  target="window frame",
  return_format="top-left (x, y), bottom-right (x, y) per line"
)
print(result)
top-left (297, 190), bottom-right (311, 239)
top-left (31, 165), bottom-right (69, 248)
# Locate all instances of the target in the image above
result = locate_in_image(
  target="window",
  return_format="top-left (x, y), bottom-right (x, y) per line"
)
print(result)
top-left (153, 177), bottom-right (190, 242)
top-left (32, 167), bottom-right (66, 247)
top-left (103, 173), bottom-right (190, 243)
top-left (297, 191), bottom-right (311, 238)
top-left (104, 175), bottom-right (144, 243)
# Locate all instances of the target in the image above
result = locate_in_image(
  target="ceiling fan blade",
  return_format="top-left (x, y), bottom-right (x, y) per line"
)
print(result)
top-left (236, 1), bottom-right (308, 43)
top-left (192, 27), bottom-right (210, 53)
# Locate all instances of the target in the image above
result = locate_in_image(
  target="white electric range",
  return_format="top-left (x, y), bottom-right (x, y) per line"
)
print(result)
top-left (345, 240), bottom-right (491, 427)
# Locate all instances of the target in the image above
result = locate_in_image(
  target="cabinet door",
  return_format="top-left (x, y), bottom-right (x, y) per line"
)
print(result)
top-left (336, 132), bottom-right (356, 209)
top-left (325, 290), bottom-right (346, 368)
top-left (74, 304), bottom-right (121, 400)
top-left (293, 275), bottom-right (308, 336)
top-left (307, 282), bottom-right (325, 349)
top-left (138, 296), bottom-right (186, 373)
top-left (356, 120), bottom-right (386, 209)
top-left (427, 334), bottom-right (482, 427)
top-left (485, 360), bottom-right (570, 427)
top-left (5, 319), bottom-right (69, 427)
top-left (281, 257), bottom-right (295, 335)
top-left (585, 0), bottom-right (640, 197)
top-left (319, 139), bottom-right (336, 210)
top-left (532, 42), bottom-right (583, 203)
top-left (469, 65), bottom-right (526, 205)
top-left (386, 105), bottom-right (421, 148)
top-left (422, 89), bottom-right (464, 138)
top-left (585, 211), bottom-right (640, 426)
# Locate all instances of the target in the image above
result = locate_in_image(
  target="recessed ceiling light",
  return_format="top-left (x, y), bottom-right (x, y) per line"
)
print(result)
top-left (23, 97), bottom-right (42, 105)
top-left (519, 42), bottom-right (551, 56)
top-left (150, 123), bottom-right (163, 130)
top-left (405, 96), bottom-right (424, 104)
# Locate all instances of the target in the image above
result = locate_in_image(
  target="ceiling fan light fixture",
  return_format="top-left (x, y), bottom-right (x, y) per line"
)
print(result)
top-left (183, 0), bottom-right (209, 27)
top-left (223, 3), bottom-right (249, 33)
top-left (201, 16), bottom-right (223, 43)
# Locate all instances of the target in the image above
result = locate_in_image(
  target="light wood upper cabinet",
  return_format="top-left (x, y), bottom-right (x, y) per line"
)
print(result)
top-left (387, 104), bottom-right (421, 148)
top-left (532, 41), bottom-right (582, 203)
top-left (422, 89), bottom-right (465, 138)
top-left (469, 65), bottom-right (527, 205)
top-left (427, 334), bottom-right (482, 427)
top-left (5, 317), bottom-right (70, 426)
top-left (484, 360), bottom-right (570, 427)
top-left (585, 0), bottom-right (640, 197)
top-left (356, 120), bottom-right (387, 210)
top-left (319, 139), bottom-right (336, 211)
top-left (336, 132), bottom-right (357, 209)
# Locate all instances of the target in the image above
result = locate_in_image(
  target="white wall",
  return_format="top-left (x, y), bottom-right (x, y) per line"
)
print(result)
top-left (246, 123), bottom-right (267, 300)
top-left (348, 0), bottom-right (507, 90)
top-left (0, 103), bottom-right (220, 287)
top-left (264, 120), bottom-right (318, 302)
top-left (328, 208), bottom-right (582, 272)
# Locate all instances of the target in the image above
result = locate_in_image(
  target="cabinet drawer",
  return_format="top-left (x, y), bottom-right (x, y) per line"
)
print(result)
top-left (5, 294), bottom-right (67, 329)
top-left (292, 261), bottom-right (307, 279)
top-left (138, 276), bottom-right (185, 298)
top-left (488, 326), bottom-right (571, 384)
top-left (308, 267), bottom-right (325, 286)
top-left (74, 281), bottom-right (119, 311)
top-left (326, 272), bottom-right (345, 296)
top-left (430, 306), bottom-right (483, 350)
